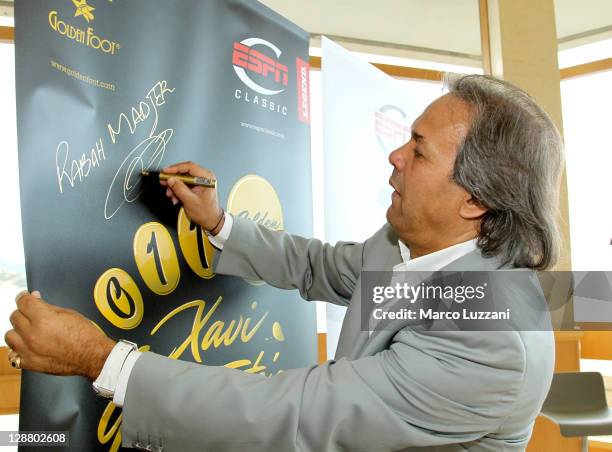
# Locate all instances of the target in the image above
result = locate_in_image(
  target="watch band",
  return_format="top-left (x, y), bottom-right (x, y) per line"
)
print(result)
top-left (92, 339), bottom-right (138, 399)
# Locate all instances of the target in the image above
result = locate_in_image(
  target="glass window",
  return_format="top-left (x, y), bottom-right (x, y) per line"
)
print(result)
top-left (561, 69), bottom-right (612, 272)
top-left (558, 38), bottom-right (612, 68)
top-left (562, 57), bottom-right (612, 434)
top-left (0, 42), bottom-right (25, 346)
top-left (0, 38), bottom-right (21, 449)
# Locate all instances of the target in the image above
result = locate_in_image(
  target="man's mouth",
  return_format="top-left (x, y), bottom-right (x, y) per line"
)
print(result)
top-left (389, 179), bottom-right (400, 196)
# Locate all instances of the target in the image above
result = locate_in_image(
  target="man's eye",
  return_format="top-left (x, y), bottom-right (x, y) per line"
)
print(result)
top-left (414, 149), bottom-right (423, 158)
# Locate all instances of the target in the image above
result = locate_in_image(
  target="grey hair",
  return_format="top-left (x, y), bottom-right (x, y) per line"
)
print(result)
top-left (444, 74), bottom-right (563, 270)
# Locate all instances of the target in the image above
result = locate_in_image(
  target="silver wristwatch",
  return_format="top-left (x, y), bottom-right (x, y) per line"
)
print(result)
top-left (92, 339), bottom-right (138, 399)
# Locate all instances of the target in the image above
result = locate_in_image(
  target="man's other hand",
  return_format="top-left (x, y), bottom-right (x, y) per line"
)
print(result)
top-left (4, 291), bottom-right (116, 380)
top-left (161, 161), bottom-right (224, 234)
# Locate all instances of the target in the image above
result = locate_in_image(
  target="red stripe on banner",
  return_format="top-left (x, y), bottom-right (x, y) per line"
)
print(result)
top-left (296, 57), bottom-right (310, 124)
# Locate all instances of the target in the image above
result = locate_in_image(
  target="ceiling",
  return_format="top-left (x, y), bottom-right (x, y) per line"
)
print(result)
top-left (259, 0), bottom-right (612, 63)
top-left (555, 0), bottom-right (612, 44)
top-left (1, 0), bottom-right (610, 64)
top-left (260, 0), bottom-right (482, 57)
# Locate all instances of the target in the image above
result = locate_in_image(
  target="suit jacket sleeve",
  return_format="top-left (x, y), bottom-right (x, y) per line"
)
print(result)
top-left (120, 330), bottom-right (529, 452)
top-left (213, 215), bottom-right (367, 306)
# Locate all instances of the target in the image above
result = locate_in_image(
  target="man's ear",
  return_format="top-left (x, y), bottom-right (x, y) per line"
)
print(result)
top-left (459, 194), bottom-right (487, 220)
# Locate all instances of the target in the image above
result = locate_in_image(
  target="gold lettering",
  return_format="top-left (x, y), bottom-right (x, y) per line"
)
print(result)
top-left (241, 314), bottom-right (268, 343)
top-left (48, 11), bottom-right (119, 55)
top-left (48, 11), bottom-right (58, 31)
top-left (225, 351), bottom-right (267, 374)
top-left (238, 210), bottom-right (281, 231)
top-left (97, 402), bottom-right (122, 452)
top-left (151, 297), bottom-right (268, 363)
top-left (201, 318), bottom-right (241, 351)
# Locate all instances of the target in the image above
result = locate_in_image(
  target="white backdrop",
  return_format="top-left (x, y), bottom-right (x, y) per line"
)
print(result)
top-left (321, 37), bottom-right (443, 356)
top-left (561, 70), bottom-right (612, 323)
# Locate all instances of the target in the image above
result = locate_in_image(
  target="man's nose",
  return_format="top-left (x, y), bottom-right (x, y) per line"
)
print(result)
top-left (388, 146), bottom-right (405, 170)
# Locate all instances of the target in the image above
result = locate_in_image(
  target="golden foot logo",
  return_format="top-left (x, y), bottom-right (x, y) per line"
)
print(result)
top-left (49, 0), bottom-right (120, 55)
top-left (72, 0), bottom-right (95, 23)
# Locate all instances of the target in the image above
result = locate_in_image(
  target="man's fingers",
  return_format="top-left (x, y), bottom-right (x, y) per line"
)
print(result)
top-left (167, 178), bottom-right (198, 205)
top-left (9, 310), bottom-right (31, 332)
top-left (31, 291), bottom-right (41, 299)
top-left (162, 161), bottom-right (213, 178)
top-left (191, 186), bottom-right (207, 196)
top-left (4, 329), bottom-right (25, 353)
top-left (15, 291), bottom-right (28, 303)
top-left (16, 293), bottom-right (47, 319)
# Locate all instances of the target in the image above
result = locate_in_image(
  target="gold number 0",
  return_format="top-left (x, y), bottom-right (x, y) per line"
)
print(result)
top-left (93, 268), bottom-right (144, 330)
top-left (94, 214), bottom-right (216, 329)
top-left (133, 222), bottom-right (181, 295)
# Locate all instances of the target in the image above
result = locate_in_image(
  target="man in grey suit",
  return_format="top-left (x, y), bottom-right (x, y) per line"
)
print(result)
top-left (6, 75), bottom-right (563, 451)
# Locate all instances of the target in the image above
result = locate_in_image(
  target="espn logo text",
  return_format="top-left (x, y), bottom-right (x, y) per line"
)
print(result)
top-left (232, 38), bottom-right (288, 95)
top-left (232, 37), bottom-right (310, 124)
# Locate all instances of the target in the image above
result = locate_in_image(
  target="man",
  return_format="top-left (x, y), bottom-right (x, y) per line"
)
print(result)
top-left (6, 74), bottom-right (563, 451)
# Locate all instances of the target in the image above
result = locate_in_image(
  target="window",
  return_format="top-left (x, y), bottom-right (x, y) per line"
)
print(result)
top-left (0, 36), bottom-right (22, 448)
top-left (0, 42), bottom-right (25, 346)
top-left (560, 42), bottom-right (612, 441)
top-left (561, 67), bottom-right (612, 271)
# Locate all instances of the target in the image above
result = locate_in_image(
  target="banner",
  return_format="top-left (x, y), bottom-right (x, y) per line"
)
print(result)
top-left (15, 1), bottom-right (315, 450)
top-left (321, 37), bottom-right (442, 356)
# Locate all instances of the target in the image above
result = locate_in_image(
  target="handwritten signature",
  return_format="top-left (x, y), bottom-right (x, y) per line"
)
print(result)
top-left (104, 128), bottom-right (173, 219)
top-left (107, 80), bottom-right (175, 145)
top-left (56, 138), bottom-right (105, 194)
top-left (54, 80), bottom-right (176, 220)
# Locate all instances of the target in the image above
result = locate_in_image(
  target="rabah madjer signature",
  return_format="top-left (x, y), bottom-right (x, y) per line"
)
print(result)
top-left (54, 80), bottom-right (176, 220)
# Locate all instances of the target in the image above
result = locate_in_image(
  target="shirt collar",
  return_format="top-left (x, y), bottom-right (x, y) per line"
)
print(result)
top-left (396, 238), bottom-right (478, 272)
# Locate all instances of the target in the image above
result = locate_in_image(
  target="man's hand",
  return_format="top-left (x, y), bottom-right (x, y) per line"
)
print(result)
top-left (161, 161), bottom-right (225, 234)
top-left (4, 291), bottom-right (116, 381)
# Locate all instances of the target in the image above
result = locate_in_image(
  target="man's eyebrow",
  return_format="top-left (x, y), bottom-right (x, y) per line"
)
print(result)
top-left (411, 128), bottom-right (425, 142)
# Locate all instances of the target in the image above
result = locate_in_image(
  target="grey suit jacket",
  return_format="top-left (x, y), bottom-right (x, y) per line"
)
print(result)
top-left (121, 216), bottom-right (555, 452)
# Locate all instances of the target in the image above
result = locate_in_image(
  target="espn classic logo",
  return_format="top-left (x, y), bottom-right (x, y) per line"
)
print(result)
top-left (233, 38), bottom-right (288, 95)
top-left (232, 37), bottom-right (310, 123)
top-left (374, 105), bottom-right (410, 153)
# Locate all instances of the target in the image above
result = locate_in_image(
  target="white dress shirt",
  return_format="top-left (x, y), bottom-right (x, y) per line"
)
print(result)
top-left (98, 214), bottom-right (476, 407)
top-left (394, 238), bottom-right (477, 272)
top-left (366, 238), bottom-right (478, 335)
